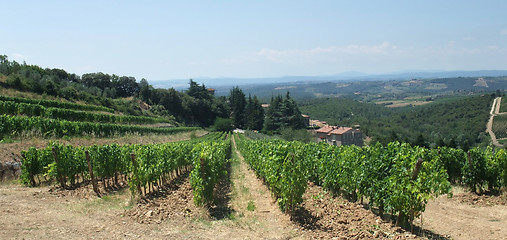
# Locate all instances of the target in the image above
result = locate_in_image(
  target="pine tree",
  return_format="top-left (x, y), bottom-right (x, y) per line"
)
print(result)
top-left (263, 95), bottom-right (283, 133)
top-left (245, 95), bottom-right (264, 130)
top-left (263, 93), bottom-right (305, 134)
top-left (282, 92), bottom-right (305, 130)
top-left (229, 86), bottom-right (246, 129)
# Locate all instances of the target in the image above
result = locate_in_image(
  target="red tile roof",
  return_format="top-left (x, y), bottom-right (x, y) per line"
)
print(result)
top-left (316, 126), bottom-right (354, 135)
top-left (329, 127), bottom-right (352, 135)
top-left (316, 125), bottom-right (335, 133)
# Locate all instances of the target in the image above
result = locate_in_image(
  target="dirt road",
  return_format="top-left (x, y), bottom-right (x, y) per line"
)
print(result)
top-left (486, 97), bottom-right (502, 147)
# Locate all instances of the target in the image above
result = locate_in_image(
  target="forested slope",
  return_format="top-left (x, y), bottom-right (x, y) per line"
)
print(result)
top-left (300, 94), bottom-right (494, 148)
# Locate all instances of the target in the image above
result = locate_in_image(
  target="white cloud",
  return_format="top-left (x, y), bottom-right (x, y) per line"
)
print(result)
top-left (218, 41), bottom-right (507, 77)
top-left (501, 29), bottom-right (507, 35)
top-left (11, 53), bottom-right (30, 62)
top-left (253, 42), bottom-right (399, 62)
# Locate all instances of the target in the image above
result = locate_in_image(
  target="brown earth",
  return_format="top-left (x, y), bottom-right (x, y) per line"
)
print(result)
top-left (414, 187), bottom-right (507, 240)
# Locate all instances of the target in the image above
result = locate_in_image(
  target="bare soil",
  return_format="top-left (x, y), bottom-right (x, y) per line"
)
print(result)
top-left (414, 188), bottom-right (507, 240)
top-left (294, 182), bottom-right (419, 239)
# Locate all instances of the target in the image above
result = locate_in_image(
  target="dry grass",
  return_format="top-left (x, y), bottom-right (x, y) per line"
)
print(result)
top-left (0, 86), bottom-right (66, 102)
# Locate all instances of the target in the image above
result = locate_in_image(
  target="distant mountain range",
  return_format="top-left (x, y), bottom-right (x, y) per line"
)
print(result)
top-left (151, 70), bottom-right (507, 92)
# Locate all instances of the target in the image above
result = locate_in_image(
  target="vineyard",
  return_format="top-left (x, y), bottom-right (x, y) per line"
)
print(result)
top-left (236, 136), bottom-right (506, 227)
top-left (20, 132), bottom-right (231, 207)
top-left (0, 114), bottom-right (198, 139)
top-left (0, 100), bottom-right (173, 125)
top-left (2, 90), bottom-right (506, 239)
top-left (0, 95), bottom-right (114, 113)
top-left (15, 132), bottom-right (507, 235)
top-left (0, 94), bottom-right (189, 140)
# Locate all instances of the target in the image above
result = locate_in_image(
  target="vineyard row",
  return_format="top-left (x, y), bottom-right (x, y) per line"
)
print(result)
top-left (0, 94), bottom-right (114, 113)
top-left (0, 100), bottom-right (172, 125)
top-left (0, 114), bottom-right (198, 139)
top-left (20, 132), bottom-right (230, 205)
top-left (235, 134), bottom-right (507, 227)
top-left (19, 132), bottom-right (506, 227)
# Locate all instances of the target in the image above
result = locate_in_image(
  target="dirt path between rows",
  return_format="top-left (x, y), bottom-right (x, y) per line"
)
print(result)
top-left (227, 135), bottom-right (297, 239)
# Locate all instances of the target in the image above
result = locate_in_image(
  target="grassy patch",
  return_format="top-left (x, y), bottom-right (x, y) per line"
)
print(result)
top-left (247, 200), bottom-right (256, 211)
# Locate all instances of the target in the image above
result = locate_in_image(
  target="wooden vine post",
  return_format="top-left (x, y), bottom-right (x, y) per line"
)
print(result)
top-left (52, 146), bottom-right (66, 189)
top-left (411, 158), bottom-right (424, 181)
top-left (85, 150), bottom-right (100, 196)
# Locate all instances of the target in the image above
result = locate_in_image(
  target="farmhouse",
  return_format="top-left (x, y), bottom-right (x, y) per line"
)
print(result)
top-left (315, 125), bottom-right (363, 147)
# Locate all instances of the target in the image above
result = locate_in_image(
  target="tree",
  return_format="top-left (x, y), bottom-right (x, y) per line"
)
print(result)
top-left (187, 79), bottom-right (211, 100)
top-left (264, 92), bottom-right (306, 134)
top-left (414, 134), bottom-right (427, 148)
top-left (183, 80), bottom-right (215, 127)
top-left (138, 78), bottom-right (152, 103)
top-left (229, 86), bottom-right (246, 129)
top-left (114, 76), bottom-right (139, 97)
top-left (213, 117), bottom-right (234, 132)
top-left (159, 88), bottom-right (184, 117)
top-left (213, 96), bottom-right (231, 119)
top-left (436, 138), bottom-right (446, 147)
top-left (43, 78), bottom-right (58, 96)
top-left (263, 95), bottom-right (283, 134)
top-left (281, 92), bottom-right (305, 129)
top-left (0, 55), bottom-right (11, 75)
top-left (245, 95), bottom-right (264, 130)
top-left (81, 72), bottom-right (112, 90)
top-left (6, 74), bottom-right (23, 90)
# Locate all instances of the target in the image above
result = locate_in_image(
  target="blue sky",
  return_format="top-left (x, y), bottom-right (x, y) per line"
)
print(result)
top-left (2, 0), bottom-right (507, 81)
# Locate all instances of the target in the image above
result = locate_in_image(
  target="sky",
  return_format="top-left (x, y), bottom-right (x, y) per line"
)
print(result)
top-left (2, 0), bottom-right (507, 81)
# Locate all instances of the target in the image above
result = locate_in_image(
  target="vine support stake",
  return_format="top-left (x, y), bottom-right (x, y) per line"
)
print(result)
top-left (85, 150), bottom-right (100, 196)
top-left (411, 158), bottom-right (424, 180)
top-left (52, 146), bottom-right (66, 189)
